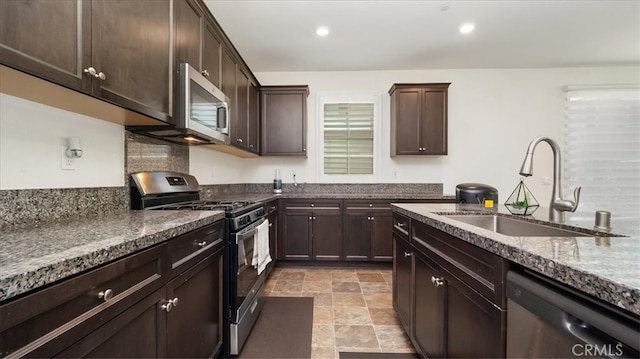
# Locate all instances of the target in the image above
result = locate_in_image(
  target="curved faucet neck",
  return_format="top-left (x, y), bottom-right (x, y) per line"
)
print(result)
top-left (525, 136), bottom-right (563, 202)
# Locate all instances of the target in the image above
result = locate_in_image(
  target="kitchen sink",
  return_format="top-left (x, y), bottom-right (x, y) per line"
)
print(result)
top-left (444, 215), bottom-right (594, 237)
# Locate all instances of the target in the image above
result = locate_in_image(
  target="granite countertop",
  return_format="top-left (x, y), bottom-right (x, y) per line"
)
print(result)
top-left (391, 203), bottom-right (640, 316)
top-left (0, 210), bottom-right (225, 302)
top-left (203, 192), bottom-right (455, 202)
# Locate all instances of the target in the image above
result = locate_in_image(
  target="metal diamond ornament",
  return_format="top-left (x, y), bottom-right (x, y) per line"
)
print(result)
top-left (505, 179), bottom-right (539, 215)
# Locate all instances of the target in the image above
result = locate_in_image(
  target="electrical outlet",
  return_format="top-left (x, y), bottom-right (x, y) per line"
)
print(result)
top-left (61, 146), bottom-right (75, 170)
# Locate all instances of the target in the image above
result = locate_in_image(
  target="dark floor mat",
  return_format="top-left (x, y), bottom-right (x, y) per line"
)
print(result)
top-left (339, 352), bottom-right (420, 359)
top-left (238, 296), bottom-right (313, 359)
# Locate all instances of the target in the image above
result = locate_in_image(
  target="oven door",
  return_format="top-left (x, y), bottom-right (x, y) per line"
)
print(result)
top-left (231, 217), bottom-right (266, 323)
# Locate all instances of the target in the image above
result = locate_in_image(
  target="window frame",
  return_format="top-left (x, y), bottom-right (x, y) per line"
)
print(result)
top-left (317, 93), bottom-right (381, 183)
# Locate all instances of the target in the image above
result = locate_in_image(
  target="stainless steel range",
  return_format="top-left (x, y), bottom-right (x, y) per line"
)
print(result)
top-left (130, 171), bottom-right (268, 356)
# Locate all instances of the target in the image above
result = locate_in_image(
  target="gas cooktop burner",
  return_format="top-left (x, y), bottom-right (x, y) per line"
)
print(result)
top-left (151, 200), bottom-right (258, 212)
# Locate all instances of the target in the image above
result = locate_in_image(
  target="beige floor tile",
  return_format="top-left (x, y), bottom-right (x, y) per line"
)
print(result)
top-left (360, 282), bottom-right (391, 293)
top-left (369, 307), bottom-right (401, 325)
top-left (314, 306), bottom-right (334, 324)
top-left (364, 292), bottom-right (393, 308)
top-left (334, 325), bottom-right (379, 348)
top-left (332, 306), bottom-right (372, 325)
top-left (279, 270), bottom-right (306, 281)
top-left (337, 347), bottom-right (382, 354)
top-left (305, 269), bottom-right (334, 281)
top-left (272, 280), bottom-right (304, 292)
top-left (267, 291), bottom-right (301, 297)
top-left (311, 346), bottom-right (336, 359)
top-left (303, 280), bottom-right (333, 293)
top-left (264, 279), bottom-right (277, 293)
top-left (375, 325), bottom-right (414, 350)
top-left (357, 272), bottom-right (386, 282)
top-left (332, 281), bottom-right (361, 293)
top-left (309, 292), bottom-right (333, 307)
top-left (312, 324), bottom-right (335, 347)
top-left (333, 293), bottom-right (366, 307)
top-left (331, 270), bottom-right (358, 281)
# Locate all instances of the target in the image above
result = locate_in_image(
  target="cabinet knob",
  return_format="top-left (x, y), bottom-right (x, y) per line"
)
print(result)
top-left (303, 148), bottom-right (306, 152)
top-left (249, 144), bottom-right (254, 148)
top-left (98, 288), bottom-right (114, 302)
top-left (83, 66), bottom-right (97, 77)
top-left (96, 71), bottom-right (106, 81)
top-left (162, 297), bottom-right (179, 313)
top-left (403, 252), bottom-right (412, 258)
top-left (309, 216), bottom-right (312, 220)
top-left (369, 203), bottom-right (373, 208)
top-left (431, 276), bottom-right (445, 287)
top-left (269, 223), bottom-right (273, 227)
top-left (197, 240), bottom-right (207, 248)
top-left (370, 216), bottom-right (374, 221)
top-left (236, 138), bottom-right (243, 143)
top-left (201, 69), bottom-right (210, 77)
top-left (397, 222), bottom-right (406, 227)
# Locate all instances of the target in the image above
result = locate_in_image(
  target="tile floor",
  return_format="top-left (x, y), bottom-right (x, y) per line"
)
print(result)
top-left (264, 267), bottom-right (416, 358)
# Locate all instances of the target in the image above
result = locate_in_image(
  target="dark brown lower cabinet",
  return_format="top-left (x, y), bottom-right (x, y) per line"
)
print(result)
top-left (344, 200), bottom-right (393, 261)
top-left (413, 251), bottom-right (445, 358)
top-left (55, 287), bottom-right (167, 358)
top-left (0, 221), bottom-right (224, 359)
top-left (281, 200), bottom-right (342, 261)
top-left (393, 212), bottom-right (508, 358)
top-left (166, 249), bottom-right (223, 358)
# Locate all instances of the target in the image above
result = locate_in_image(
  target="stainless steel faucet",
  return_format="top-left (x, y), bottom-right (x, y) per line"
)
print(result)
top-left (519, 136), bottom-right (581, 222)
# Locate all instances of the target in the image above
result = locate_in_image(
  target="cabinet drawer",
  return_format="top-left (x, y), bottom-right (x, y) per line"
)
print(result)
top-left (392, 212), bottom-right (410, 239)
top-left (411, 220), bottom-right (508, 306)
top-left (167, 221), bottom-right (224, 277)
top-left (0, 243), bottom-right (167, 358)
top-left (285, 199), bottom-right (342, 210)
top-left (345, 200), bottom-right (391, 212)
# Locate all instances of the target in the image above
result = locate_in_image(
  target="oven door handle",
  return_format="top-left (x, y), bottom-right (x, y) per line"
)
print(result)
top-left (235, 217), bottom-right (266, 244)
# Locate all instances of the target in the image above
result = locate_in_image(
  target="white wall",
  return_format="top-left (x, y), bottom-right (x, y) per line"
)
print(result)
top-left (0, 94), bottom-right (125, 189)
top-left (192, 66), bottom-right (638, 203)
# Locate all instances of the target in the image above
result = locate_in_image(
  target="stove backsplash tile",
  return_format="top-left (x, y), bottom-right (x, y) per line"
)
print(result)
top-left (125, 132), bottom-right (189, 181)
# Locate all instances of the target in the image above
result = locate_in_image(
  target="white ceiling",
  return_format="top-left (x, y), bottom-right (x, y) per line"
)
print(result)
top-left (203, 0), bottom-right (640, 73)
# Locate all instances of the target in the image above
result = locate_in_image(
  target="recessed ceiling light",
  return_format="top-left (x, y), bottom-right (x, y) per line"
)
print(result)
top-left (459, 23), bottom-right (475, 34)
top-left (315, 26), bottom-right (330, 37)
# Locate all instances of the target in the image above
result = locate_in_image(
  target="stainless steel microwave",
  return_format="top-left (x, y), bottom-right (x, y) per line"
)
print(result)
top-left (126, 63), bottom-right (230, 145)
top-left (175, 62), bottom-right (230, 144)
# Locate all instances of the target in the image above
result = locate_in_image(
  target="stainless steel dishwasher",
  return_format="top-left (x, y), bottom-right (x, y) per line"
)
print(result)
top-left (506, 270), bottom-right (639, 358)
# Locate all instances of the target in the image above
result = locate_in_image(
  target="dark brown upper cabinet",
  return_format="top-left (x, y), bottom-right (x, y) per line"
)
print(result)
top-left (260, 85), bottom-right (310, 156)
top-left (0, 0), bottom-right (173, 124)
top-left (174, 0), bottom-right (221, 87)
top-left (389, 83), bottom-right (450, 156)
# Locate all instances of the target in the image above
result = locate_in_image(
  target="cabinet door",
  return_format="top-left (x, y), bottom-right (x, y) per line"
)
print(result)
top-left (233, 68), bottom-right (249, 148)
top-left (0, 0), bottom-right (91, 92)
top-left (413, 252), bottom-right (446, 358)
top-left (313, 211), bottom-right (343, 261)
top-left (393, 235), bottom-right (413, 331)
top-left (371, 210), bottom-right (393, 261)
top-left (391, 87), bottom-right (421, 155)
top-left (202, 22), bottom-right (221, 87)
top-left (446, 272), bottom-right (505, 359)
top-left (91, 0), bottom-right (172, 123)
top-left (421, 87), bottom-right (447, 155)
top-left (221, 47), bottom-right (237, 131)
top-left (248, 82), bottom-right (260, 153)
top-left (344, 208), bottom-right (371, 261)
top-left (166, 249), bottom-right (224, 358)
top-left (174, 0), bottom-right (202, 71)
top-left (54, 288), bottom-right (167, 358)
top-left (283, 210), bottom-right (312, 260)
top-left (261, 86), bottom-right (309, 156)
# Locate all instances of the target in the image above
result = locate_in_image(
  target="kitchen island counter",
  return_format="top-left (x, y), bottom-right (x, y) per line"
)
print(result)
top-left (392, 203), bottom-right (640, 315)
top-left (0, 210), bottom-right (224, 302)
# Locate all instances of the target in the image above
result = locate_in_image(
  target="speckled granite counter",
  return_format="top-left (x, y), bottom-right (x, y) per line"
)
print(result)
top-left (391, 203), bottom-right (640, 316)
top-left (0, 210), bottom-right (224, 302)
top-left (203, 192), bottom-right (455, 202)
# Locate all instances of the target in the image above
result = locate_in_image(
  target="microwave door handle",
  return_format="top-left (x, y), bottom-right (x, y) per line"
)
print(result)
top-left (217, 103), bottom-right (228, 132)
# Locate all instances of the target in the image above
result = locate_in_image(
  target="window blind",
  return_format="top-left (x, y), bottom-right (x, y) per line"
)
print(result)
top-left (323, 103), bottom-right (374, 175)
top-left (564, 86), bottom-right (640, 220)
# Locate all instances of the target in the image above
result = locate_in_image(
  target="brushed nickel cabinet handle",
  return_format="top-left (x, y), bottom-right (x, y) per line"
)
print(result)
top-left (403, 252), bottom-right (412, 258)
top-left (197, 241), bottom-right (207, 248)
